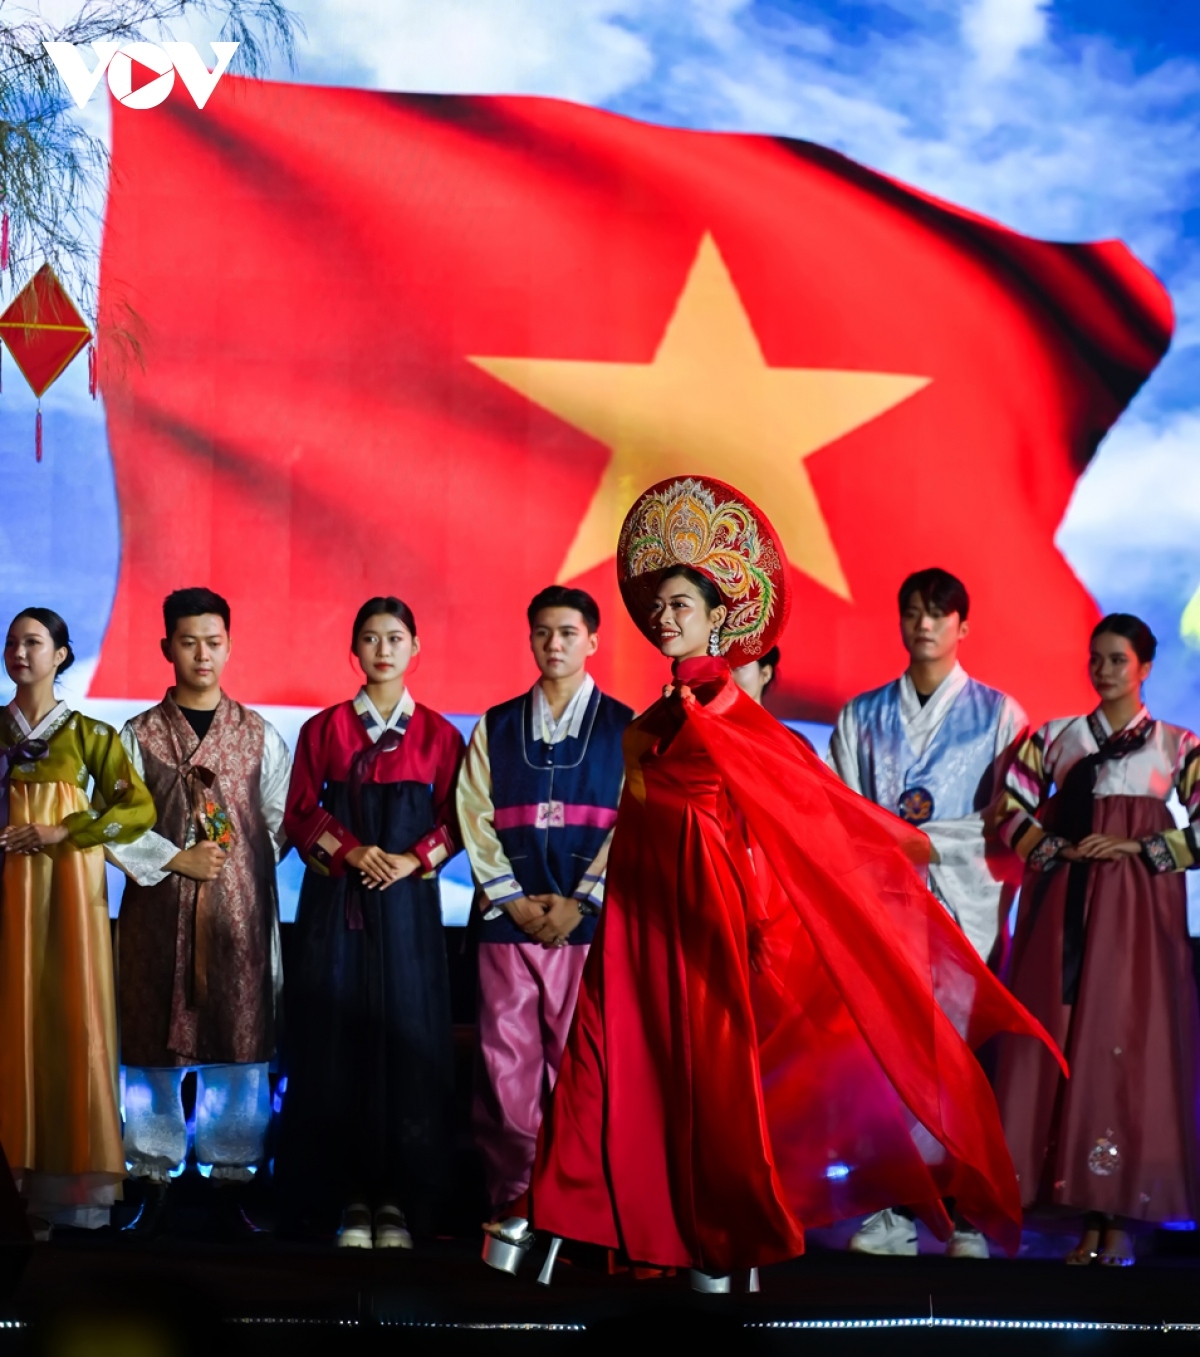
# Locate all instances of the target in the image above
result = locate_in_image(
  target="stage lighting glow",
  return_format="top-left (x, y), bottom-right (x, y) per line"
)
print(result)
top-left (221, 1318), bottom-right (1200, 1336)
top-left (747, 1319), bottom-right (1200, 1332)
top-left (122, 1082), bottom-right (153, 1114)
top-left (825, 1163), bottom-right (851, 1180)
top-left (230, 1318), bottom-right (360, 1327)
top-left (380, 1321), bottom-right (589, 1331)
top-left (1161, 1220), bottom-right (1197, 1230)
top-left (229, 1319), bottom-right (591, 1332)
top-left (199, 1083), bottom-right (230, 1120)
top-left (227, 1318), bottom-right (1200, 1335)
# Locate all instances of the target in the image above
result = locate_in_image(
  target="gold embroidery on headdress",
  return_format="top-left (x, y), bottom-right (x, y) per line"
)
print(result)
top-left (619, 478), bottom-right (781, 659)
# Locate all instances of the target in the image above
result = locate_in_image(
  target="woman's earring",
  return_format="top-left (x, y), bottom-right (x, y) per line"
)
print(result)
top-left (708, 626), bottom-right (721, 657)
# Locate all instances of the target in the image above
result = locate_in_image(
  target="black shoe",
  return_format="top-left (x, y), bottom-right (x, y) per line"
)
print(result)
top-left (121, 1182), bottom-right (170, 1238)
top-left (206, 1186), bottom-right (269, 1242)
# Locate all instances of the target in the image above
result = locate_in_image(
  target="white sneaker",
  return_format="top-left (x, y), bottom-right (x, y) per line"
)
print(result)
top-left (336, 1202), bottom-right (373, 1249)
top-left (946, 1228), bottom-right (990, 1259)
top-left (373, 1204), bottom-right (413, 1250)
top-left (848, 1209), bottom-right (918, 1257)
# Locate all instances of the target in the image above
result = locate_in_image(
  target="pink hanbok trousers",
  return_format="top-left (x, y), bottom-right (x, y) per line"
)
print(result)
top-left (473, 941), bottom-right (589, 1210)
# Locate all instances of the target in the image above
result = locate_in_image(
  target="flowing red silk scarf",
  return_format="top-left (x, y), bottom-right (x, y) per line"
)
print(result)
top-left (680, 671), bottom-right (1065, 1252)
top-left (533, 662), bottom-right (1065, 1265)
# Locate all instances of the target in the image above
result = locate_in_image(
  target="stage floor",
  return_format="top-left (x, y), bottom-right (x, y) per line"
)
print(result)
top-left (3, 1220), bottom-right (1200, 1356)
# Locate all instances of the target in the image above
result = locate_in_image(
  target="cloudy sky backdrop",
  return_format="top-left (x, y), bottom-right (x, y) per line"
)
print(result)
top-left (4, 0), bottom-right (1199, 916)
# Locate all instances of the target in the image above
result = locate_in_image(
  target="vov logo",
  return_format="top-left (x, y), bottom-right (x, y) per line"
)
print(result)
top-left (44, 41), bottom-right (239, 110)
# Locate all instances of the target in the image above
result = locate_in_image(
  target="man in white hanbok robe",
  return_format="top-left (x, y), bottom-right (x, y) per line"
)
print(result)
top-left (828, 568), bottom-right (1027, 1259)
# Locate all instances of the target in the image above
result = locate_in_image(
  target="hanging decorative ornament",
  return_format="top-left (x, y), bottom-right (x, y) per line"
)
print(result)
top-left (0, 206), bottom-right (8, 273)
top-left (0, 264), bottom-right (93, 461)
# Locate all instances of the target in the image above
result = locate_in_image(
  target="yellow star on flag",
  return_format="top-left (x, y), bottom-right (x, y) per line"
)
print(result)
top-left (470, 234), bottom-right (931, 599)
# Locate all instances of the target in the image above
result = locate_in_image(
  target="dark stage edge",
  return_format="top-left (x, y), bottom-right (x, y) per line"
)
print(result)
top-left (4, 1235), bottom-right (1200, 1355)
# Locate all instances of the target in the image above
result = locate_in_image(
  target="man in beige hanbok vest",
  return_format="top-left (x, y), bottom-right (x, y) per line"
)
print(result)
top-left (108, 589), bottom-right (288, 1232)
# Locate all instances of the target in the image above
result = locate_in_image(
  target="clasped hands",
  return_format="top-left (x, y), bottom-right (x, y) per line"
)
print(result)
top-left (0, 822), bottom-right (69, 855)
top-left (1059, 834), bottom-right (1142, 863)
top-left (345, 844), bottom-right (422, 889)
top-left (506, 893), bottom-right (583, 948)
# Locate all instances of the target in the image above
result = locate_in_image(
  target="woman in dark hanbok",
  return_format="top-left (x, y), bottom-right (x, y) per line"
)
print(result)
top-left (278, 596), bottom-right (464, 1247)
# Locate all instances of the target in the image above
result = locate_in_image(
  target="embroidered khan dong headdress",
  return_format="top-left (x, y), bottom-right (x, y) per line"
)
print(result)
top-left (617, 475), bottom-right (790, 667)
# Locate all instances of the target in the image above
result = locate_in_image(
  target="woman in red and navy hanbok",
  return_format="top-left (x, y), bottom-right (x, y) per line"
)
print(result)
top-left (276, 597), bottom-right (464, 1246)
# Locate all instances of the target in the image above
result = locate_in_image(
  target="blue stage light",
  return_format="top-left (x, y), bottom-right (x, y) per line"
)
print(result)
top-left (825, 1163), bottom-right (851, 1180)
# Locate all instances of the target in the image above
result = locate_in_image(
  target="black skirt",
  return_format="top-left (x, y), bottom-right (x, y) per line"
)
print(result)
top-left (276, 778), bottom-right (454, 1231)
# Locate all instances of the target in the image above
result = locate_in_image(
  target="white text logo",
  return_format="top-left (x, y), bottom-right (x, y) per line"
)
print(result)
top-left (44, 41), bottom-right (239, 110)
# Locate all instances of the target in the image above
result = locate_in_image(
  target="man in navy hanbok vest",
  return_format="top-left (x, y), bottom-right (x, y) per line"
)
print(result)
top-left (829, 566), bottom-right (1027, 1261)
top-left (457, 586), bottom-right (632, 1261)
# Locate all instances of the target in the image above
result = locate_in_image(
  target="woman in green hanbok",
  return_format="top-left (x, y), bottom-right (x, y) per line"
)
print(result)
top-left (0, 608), bottom-right (155, 1233)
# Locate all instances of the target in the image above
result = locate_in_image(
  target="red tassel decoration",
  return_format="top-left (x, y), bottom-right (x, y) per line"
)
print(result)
top-left (0, 208), bottom-right (8, 272)
top-left (88, 340), bottom-right (97, 398)
top-left (35, 405), bottom-right (42, 463)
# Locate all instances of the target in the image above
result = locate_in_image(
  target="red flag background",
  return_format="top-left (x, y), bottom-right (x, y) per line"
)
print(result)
top-left (95, 78), bottom-right (1172, 721)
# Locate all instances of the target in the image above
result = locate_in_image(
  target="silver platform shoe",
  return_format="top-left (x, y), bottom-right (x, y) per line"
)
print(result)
top-left (536, 1235), bottom-right (563, 1286)
top-left (689, 1267), bottom-right (761, 1294)
top-left (690, 1269), bottom-right (731, 1294)
top-left (481, 1217), bottom-right (536, 1275)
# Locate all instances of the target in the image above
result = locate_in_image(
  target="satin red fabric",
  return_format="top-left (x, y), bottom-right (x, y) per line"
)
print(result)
top-left (531, 658), bottom-right (1064, 1273)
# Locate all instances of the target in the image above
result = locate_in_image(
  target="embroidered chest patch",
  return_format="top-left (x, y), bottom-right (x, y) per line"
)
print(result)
top-left (898, 786), bottom-right (935, 825)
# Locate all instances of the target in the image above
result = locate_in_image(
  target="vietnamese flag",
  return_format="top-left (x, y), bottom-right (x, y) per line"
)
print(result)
top-left (95, 78), bottom-right (1171, 721)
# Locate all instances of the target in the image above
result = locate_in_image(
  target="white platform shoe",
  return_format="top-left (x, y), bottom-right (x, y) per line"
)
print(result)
top-left (848, 1209), bottom-right (919, 1257)
top-left (336, 1202), bottom-right (373, 1249)
top-left (373, 1204), bottom-right (413, 1249)
top-left (945, 1227), bottom-right (990, 1259)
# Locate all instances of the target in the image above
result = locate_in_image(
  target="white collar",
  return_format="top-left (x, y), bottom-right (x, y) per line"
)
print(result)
top-left (8, 699), bottom-right (70, 742)
top-left (1093, 704), bottom-right (1150, 740)
top-left (531, 673), bottom-right (594, 745)
top-left (354, 687), bottom-right (416, 744)
top-left (898, 663), bottom-right (969, 758)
